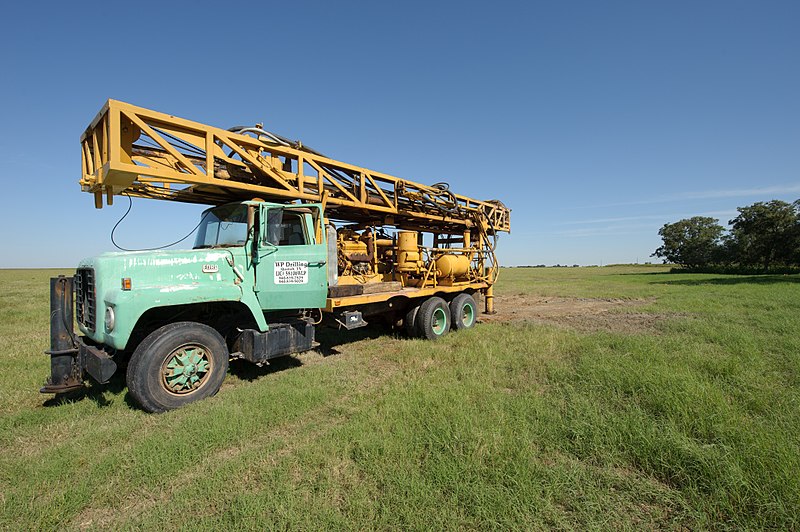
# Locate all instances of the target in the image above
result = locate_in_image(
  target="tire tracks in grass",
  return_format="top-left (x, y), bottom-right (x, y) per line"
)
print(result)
top-left (69, 349), bottom-right (405, 529)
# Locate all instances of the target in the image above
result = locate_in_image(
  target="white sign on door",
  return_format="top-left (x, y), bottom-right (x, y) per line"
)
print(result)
top-left (274, 261), bottom-right (309, 284)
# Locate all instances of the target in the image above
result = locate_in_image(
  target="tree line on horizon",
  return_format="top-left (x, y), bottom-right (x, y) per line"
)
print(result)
top-left (652, 199), bottom-right (800, 271)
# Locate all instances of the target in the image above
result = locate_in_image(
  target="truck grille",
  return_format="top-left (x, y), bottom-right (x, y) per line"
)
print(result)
top-left (75, 268), bottom-right (96, 332)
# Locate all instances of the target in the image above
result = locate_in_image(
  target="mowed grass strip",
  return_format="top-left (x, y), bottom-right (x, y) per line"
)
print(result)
top-left (0, 267), bottom-right (798, 529)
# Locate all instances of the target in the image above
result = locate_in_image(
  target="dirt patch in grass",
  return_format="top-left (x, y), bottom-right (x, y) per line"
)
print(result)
top-left (481, 294), bottom-right (665, 334)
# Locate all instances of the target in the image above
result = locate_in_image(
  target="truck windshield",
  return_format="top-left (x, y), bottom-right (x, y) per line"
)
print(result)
top-left (194, 204), bottom-right (249, 248)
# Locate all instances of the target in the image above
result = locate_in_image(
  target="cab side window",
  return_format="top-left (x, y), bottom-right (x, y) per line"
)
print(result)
top-left (266, 210), bottom-right (307, 246)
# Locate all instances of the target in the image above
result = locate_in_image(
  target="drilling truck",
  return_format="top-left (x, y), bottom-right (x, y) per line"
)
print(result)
top-left (42, 100), bottom-right (511, 412)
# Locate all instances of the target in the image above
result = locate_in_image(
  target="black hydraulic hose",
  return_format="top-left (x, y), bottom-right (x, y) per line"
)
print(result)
top-left (152, 126), bottom-right (206, 156)
top-left (228, 126), bottom-right (327, 156)
top-left (110, 194), bottom-right (210, 252)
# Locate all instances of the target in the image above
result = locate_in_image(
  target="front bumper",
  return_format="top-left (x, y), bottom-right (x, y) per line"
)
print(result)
top-left (41, 337), bottom-right (118, 394)
top-left (40, 276), bottom-right (118, 394)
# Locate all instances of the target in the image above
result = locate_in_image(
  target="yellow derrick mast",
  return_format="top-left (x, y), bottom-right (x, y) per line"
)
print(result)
top-left (80, 100), bottom-right (510, 311)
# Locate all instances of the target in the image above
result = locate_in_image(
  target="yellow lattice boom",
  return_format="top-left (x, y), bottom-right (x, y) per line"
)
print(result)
top-left (80, 100), bottom-right (510, 236)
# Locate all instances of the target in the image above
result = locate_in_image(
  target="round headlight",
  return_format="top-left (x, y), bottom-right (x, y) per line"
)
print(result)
top-left (104, 306), bottom-right (116, 332)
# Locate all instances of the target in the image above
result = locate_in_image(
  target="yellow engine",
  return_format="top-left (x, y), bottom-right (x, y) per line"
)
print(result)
top-left (335, 227), bottom-right (475, 287)
top-left (337, 228), bottom-right (373, 276)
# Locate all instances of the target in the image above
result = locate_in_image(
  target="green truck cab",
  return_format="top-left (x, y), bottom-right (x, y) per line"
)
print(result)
top-left (44, 200), bottom-right (330, 412)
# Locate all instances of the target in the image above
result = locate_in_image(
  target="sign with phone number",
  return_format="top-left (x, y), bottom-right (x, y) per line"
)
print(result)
top-left (274, 261), bottom-right (309, 284)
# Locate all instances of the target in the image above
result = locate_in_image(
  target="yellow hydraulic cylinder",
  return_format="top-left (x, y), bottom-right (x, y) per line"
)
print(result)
top-left (484, 266), bottom-right (495, 314)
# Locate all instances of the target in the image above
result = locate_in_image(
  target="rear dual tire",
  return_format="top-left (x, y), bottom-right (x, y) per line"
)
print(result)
top-left (404, 304), bottom-right (420, 337)
top-left (404, 293), bottom-right (478, 340)
top-left (405, 297), bottom-right (450, 340)
top-left (416, 297), bottom-right (451, 340)
top-left (449, 293), bottom-right (477, 331)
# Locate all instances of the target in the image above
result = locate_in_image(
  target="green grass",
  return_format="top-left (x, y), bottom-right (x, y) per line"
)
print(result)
top-left (1, 266), bottom-right (798, 530)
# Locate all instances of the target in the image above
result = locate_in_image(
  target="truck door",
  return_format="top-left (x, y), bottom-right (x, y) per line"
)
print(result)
top-left (256, 205), bottom-right (328, 311)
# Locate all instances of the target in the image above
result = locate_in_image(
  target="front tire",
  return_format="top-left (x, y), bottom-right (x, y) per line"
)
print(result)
top-left (126, 322), bottom-right (229, 413)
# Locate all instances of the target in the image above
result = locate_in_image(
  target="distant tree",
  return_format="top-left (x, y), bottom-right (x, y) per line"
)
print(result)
top-left (793, 200), bottom-right (800, 264)
top-left (717, 232), bottom-right (738, 265)
top-left (652, 216), bottom-right (725, 268)
top-left (727, 200), bottom-right (799, 268)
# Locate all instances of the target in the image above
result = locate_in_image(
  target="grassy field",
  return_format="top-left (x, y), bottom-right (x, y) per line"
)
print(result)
top-left (1, 266), bottom-right (798, 530)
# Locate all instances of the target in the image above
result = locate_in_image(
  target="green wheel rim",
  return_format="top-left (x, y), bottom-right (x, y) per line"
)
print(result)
top-left (461, 302), bottom-right (475, 327)
top-left (431, 307), bottom-right (448, 335)
top-left (161, 344), bottom-right (212, 395)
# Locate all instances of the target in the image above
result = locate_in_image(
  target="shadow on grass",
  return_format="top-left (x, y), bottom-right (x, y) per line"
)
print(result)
top-left (42, 324), bottom-right (401, 409)
top-left (228, 324), bottom-right (396, 380)
top-left (228, 356), bottom-right (303, 382)
top-left (315, 323), bottom-right (397, 357)
top-left (617, 271), bottom-right (674, 276)
top-left (654, 275), bottom-right (800, 286)
top-left (43, 370), bottom-right (130, 409)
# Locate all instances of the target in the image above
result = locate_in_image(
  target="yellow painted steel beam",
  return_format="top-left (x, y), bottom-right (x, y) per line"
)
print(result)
top-left (325, 282), bottom-right (489, 311)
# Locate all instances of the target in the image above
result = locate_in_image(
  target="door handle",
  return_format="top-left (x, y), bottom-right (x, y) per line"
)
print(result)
top-left (308, 261), bottom-right (326, 267)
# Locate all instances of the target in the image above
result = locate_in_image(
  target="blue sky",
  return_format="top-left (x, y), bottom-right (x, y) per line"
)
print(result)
top-left (1, 1), bottom-right (798, 267)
